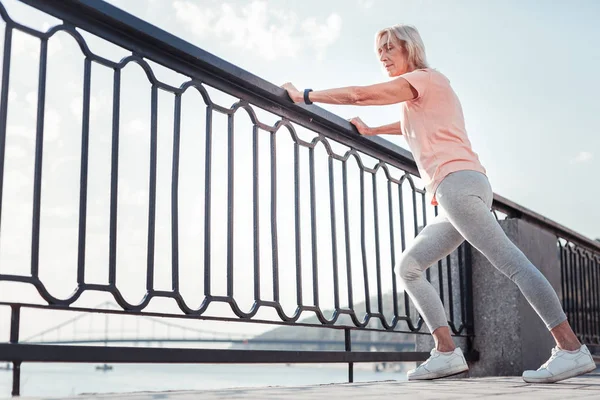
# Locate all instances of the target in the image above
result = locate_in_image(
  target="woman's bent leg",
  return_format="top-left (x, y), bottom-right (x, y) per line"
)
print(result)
top-left (396, 213), bottom-right (465, 336)
top-left (398, 215), bottom-right (471, 380)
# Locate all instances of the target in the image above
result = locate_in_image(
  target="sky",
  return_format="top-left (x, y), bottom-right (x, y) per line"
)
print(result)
top-left (106, 0), bottom-right (600, 238)
top-left (0, 0), bottom-right (598, 341)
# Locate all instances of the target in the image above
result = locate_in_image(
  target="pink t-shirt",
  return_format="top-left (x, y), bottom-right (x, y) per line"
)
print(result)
top-left (399, 68), bottom-right (486, 206)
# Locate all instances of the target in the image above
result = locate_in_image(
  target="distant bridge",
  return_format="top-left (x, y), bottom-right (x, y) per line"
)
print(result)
top-left (22, 302), bottom-right (414, 351)
top-left (25, 338), bottom-right (413, 351)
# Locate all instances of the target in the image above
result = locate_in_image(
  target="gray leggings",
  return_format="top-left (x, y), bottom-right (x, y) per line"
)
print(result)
top-left (396, 170), bottom-right (567, 334)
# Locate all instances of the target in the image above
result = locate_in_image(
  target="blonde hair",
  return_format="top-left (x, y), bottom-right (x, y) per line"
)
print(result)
top-left (375, 25), bottom-right (429, 70)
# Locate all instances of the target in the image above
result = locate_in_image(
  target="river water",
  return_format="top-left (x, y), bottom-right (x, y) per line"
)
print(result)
top-left (0, 362), bottom-right (409, 398)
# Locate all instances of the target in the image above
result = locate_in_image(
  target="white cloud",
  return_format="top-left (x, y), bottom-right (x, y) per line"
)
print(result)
top-left (6, 125), bottom-right (35, 143)
top-left (5, 145), bottom-right (28, 159)
top-left (572, 151), bottom-right (593, 163)
top-left (173, 0), bottom-right (341, 61)
top-left (173, 1), bottom-right (217, 38)
top-left (302, 14), bottom-right (342, 60)
top-left (70, 94), bottom-right (110, 121)
top-left (25, 91), bottom-right (38, 110)
top-left (2, 169), bottom-right (30, 192)
top-left (358, 0), bottom-right (375, 9)
top-left (118, 184), bottom-right (149, 207)
top-left (42, 206), bottom-right (76, 219)
top-left (123, 118), bottom-right (149, 139)
top-left (43, 108), bottom-right (62, 142)
top-left (12, 30), bottom-right (39, 59)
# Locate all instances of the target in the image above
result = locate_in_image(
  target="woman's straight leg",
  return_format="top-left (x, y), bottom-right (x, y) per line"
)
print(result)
top-left (435, 171), bottom-right (567, 330)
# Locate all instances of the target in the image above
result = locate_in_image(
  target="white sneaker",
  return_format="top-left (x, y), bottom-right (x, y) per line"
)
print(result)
top-left (522, 344), bottom-right (597, 383)
top-left (407, 348), bottom-right (469, 380)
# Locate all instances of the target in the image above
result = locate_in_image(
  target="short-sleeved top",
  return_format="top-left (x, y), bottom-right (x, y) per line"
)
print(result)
top-left (399, 68), bottom-right (486, 206)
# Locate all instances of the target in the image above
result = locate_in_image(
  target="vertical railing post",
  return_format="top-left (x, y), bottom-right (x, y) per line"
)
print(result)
top-left (10, 304), bottom-right (21, 397)
top-left (345, 328), bottom-right (353, 383)
top-left (464, 244), bottom-right (476, 353)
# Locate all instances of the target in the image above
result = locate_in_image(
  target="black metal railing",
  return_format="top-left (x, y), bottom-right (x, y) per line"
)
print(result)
top-left (560, 241), bottom-right (599, 346)
top-left (0, 0), bottom-right (476, 396)
top-left (492, 195), bottom-right (600, 348)
top-left (0, 0), bottom-right (598, 398)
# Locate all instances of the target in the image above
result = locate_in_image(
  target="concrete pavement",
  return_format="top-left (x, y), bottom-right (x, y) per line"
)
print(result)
top-left (10, 372), bottom-right (600, 400)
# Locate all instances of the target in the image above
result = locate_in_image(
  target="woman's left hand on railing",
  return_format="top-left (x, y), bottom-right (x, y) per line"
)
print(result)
top-left (348, 116), bottom-right (373, 135)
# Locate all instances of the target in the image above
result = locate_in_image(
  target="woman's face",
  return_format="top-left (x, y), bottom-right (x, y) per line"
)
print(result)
top-left (377, 33), bottom-right (410, 77)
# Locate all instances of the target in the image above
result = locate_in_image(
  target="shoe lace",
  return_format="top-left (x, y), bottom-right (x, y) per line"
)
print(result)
top-left (539, 347), bottom-right (561, 370)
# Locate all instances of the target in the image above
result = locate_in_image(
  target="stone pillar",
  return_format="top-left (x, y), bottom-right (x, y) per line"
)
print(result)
top-left (416, 218), bottom-right (562, 376)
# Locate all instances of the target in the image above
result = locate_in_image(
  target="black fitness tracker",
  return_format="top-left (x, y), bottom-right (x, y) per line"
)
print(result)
top-left (304, 89), bottom-right (313, 105)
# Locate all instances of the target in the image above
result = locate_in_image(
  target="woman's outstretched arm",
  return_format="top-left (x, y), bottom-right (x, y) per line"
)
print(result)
top-left (350, 117), bottom-right (402, 136)
top-left (367, 120), bottom-right (403, 135)
top-left (282, 77), bottom-right (417, 106)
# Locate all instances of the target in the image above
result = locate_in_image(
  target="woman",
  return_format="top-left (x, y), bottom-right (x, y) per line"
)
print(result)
top-left (282, 24), bottom-right (595, 383)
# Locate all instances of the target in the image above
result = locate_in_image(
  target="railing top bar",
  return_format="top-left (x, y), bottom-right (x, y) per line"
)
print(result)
top-left (15, 0), bottom-right (599, 254)
top-left (493, 193), bottom-right (600, 253)
top-left (17, 0), bottom-right (418, 175)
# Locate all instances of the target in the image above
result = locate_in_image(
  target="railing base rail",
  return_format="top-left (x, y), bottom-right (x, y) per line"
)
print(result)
top-left (0, 342), bottom-right (479, 364)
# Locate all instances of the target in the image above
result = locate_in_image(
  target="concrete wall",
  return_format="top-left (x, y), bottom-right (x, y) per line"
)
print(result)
top-left (416, 218), bottom-right (561, 376)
